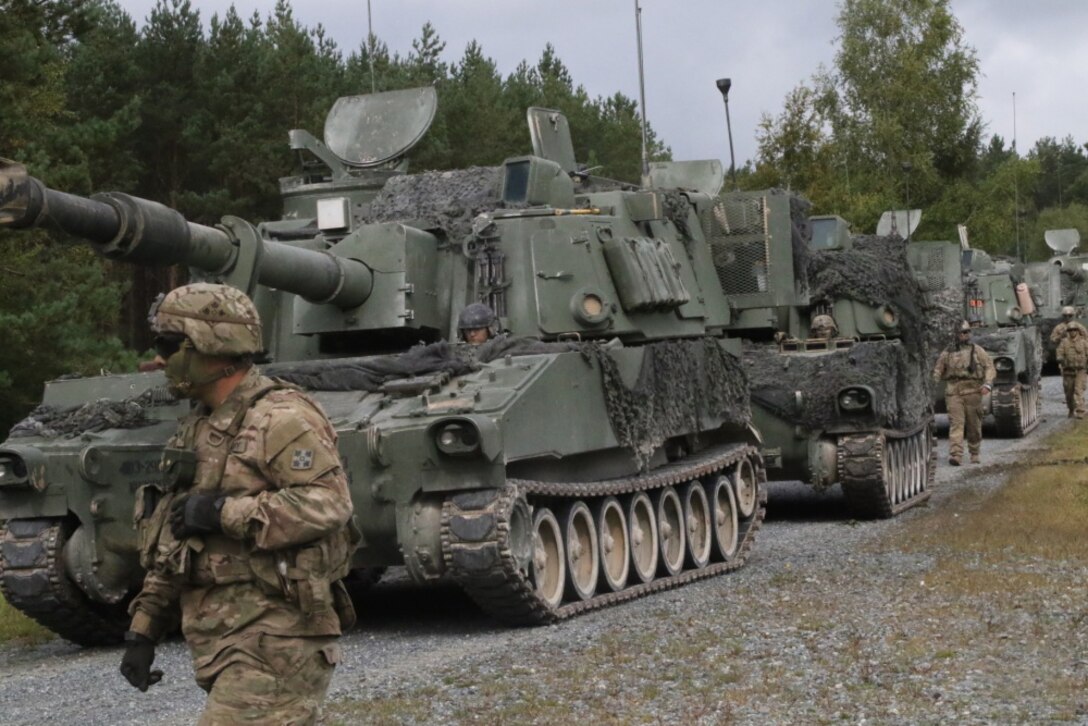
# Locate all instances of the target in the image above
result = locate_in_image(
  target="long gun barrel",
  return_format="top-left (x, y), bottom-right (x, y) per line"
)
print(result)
top-left (0, 159), bottom-right (372, 308)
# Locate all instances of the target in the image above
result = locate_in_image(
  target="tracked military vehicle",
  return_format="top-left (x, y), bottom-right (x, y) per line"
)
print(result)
top-left (0, 90), bottom-right (765, 645)
top-left (700, 195), bottom-right (935, 519)
top-left (907, 238), bottom-right (1042, 437)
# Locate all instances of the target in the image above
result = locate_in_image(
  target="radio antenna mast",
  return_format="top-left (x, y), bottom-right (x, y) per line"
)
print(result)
top-left (634, 0), bottom-right (650, 187)
top-left (367, 0), bottom-right (377, 93)
top-left (1013, 91), bottom-right (1021, 261)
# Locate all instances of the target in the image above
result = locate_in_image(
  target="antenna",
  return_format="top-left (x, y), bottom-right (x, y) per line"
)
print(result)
top-left (1013, 90), bottom-right (1021, 261)
top-left (633, 0), bottom-right (650, 187)
top-left (716, 78), bottom-right (738, 190)
top-left (367, 0), bottom-right (376, 94)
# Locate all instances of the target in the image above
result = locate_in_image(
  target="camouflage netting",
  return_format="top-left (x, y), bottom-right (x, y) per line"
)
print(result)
top-left (10, 387), bottom-right (175, 439)
top-left (808, 235), bottom-right (930, 357)
top-left (269, 341), bottom-right (476, 390)
top-left (587, 338), bottom-right (750, 470)
top-left (922, 287), bottom-right (968, 374)
top-left (269, 337), bottom-right (581, 391)
top-left (742, 340), bottom-right (929, 432)
top-left (789, 195), bottom-right (813, 298)
top-left (362, 167), bottom-right (506, 243)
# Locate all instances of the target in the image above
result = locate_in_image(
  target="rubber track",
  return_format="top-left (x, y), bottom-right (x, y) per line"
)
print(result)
top-left (441, 443), bottom-right (765, 625)
top-left (0, 519), bottom-right (127, 646)
top-left (839, 421), bottom-right (935, 519)
top-left (992, 382), bottom-right (1041, 438)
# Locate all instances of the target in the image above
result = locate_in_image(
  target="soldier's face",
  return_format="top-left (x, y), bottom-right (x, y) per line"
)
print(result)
top-left (958, 331), bottom-right (970, 342)
top-left (463, 328), bottom-right (490, 345)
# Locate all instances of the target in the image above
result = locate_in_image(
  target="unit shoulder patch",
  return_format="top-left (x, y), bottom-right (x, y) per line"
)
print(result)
top-left (290, 449), bottom-right (315, 470)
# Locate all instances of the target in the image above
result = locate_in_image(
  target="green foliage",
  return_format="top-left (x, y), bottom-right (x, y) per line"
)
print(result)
top-left (0, 234), bottom-right (138, 435)
top-left (1, 0), bottom-right (669, 433)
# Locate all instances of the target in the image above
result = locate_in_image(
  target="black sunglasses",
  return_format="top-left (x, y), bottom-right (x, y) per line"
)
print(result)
top-left (154, 334), bottom-right (187, 359)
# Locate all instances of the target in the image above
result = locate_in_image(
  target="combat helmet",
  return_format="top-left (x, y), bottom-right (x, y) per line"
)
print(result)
top-left (810, 313), bottom-right (837, 337)
top-left (153, 283), bottom-right (263, 356)
top-left (458, 302), bottom-right (497, 332)
top-left (1062, 305), bottom-right (1076, 317)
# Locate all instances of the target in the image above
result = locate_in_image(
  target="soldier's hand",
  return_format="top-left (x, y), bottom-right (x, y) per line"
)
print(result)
top-left (169, 493), bottom-right (225, 539)
top-left (120, 631), bottom-right (163, 692)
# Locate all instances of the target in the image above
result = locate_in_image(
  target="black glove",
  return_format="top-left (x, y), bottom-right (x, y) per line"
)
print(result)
top-left (169, 492), bottom-right (226, 539)
top-left (120, 631), bottom-right (163, 692)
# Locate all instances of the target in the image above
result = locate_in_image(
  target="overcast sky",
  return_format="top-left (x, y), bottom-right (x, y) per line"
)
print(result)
top-left (114, 0), bottom-right (1087, 168)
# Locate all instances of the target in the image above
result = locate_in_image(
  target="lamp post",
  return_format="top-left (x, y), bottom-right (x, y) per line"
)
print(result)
top-left (901, 160), bottom-right (913, 242)
top-left (716, 78), bottom-right (738, 191)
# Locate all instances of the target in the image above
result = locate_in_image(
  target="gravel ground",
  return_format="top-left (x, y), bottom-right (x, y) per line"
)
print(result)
top-left (0, 376), bottom-right (1083, 725)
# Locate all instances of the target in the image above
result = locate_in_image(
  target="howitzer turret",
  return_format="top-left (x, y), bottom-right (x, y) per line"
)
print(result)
top-left (0, 89), bottom-right (768, 645)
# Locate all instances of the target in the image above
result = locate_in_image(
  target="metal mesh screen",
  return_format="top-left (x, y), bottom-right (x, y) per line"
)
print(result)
top-left (704, 196), bottom-right (771, 295)
top-left (917, 245), bottom-right (946, 292)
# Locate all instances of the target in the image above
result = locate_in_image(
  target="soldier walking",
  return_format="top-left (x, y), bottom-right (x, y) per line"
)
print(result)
top-left (1056, 325), bottom-right (1088, 418)
top-left (933, 321), bottom-right (996, 466)
top-left (119, 283), bottom-right (358, 725)
top-left (1049, 306), bottom-right (1087, 345)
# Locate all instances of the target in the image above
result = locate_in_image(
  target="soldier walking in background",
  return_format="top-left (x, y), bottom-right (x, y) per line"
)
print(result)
top-left (119, 283), bottom-right (358, 725)
top-left (1049, 306), bottom-right (1087, 345)
top-left (1056, 325), bottom-right (1088, 418)
top-left (933, 321), bottom-right (997, 466)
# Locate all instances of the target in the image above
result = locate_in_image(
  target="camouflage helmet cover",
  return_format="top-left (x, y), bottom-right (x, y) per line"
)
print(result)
top-left (959, 320), bottom-right (972, 332)
top-left (153, 283), bottom-right (262, 356)
top-left (810, 314), bottom-right (837, 332)
top-left (458, 302), bottom-right (496, 330)
top-left (1062, 305), bottom-right (1076, 317)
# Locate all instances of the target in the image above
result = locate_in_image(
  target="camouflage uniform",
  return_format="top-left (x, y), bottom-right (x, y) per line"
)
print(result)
top-left (1050, 320), bottom-right (1088, 345)
top-left (933, 339), bottom-right (996, 464)
top-left (127, 284), bottom-right (356, 725)
top-left (1056, 328), bottom-right (1088, 418)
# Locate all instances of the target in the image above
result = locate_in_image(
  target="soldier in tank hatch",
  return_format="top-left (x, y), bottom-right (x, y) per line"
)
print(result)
top-left (120, 283), bottom-right (358, 725)
top-left (1056, 324), bottom-right (1088, 418)
top-left (1050, 306), bottom-right (1087, 345)
top-left (458, 302), bottom-right (499, 345)
top-left (809, 313), bottom-right (839, 340)
top-left (932, 320), bottom-right (996, 466)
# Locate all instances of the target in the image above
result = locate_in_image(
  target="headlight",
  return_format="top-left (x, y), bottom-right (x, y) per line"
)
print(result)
top-left (874, 304), bottom-right (898, 330)
top-left (838, 386), bottom-right (873, 413)
top-left (994, 357), bottom-right (1014, 372)
top-left (434, 421), bottom-right (482, 456)
top-left (0, 453), bottom-right (29, 487)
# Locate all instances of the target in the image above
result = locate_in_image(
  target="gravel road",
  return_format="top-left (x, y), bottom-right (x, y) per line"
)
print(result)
top-left (0, 376), bottom-right (1081, 725)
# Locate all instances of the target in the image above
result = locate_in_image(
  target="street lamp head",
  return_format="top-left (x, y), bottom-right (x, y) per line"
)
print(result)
top-left (716, 78), bottom-right (732, 100)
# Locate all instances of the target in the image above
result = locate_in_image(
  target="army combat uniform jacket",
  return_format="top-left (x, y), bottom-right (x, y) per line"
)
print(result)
top-left (1057, 334), bottom-right (1088, 371)
top-left (1050, 320), bottom-right (1088, 345)
top-left (932, 342), bottom-right (996, 395)
top-left (129, 369), bottom-right (354, 690)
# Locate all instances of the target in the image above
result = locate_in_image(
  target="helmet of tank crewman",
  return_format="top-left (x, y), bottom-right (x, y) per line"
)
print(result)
top-left (153, 283), bottom-right (263, 356)
top-left (458, 302), bottom-right (497, 331)
top-left (810, 314), bottom-right (837, 336)
top-left (1062, 305), bottom-right (1076, 318)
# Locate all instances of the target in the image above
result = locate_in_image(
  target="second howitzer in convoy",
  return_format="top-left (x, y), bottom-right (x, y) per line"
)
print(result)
top-left (0, 89), bottom-right (766, 642)
top-left (720, 200), bottom-right (936, 520)
top-left (120, 283), bottom-right (355, 723)
top-left (932, 322), bottom-right (997, 466)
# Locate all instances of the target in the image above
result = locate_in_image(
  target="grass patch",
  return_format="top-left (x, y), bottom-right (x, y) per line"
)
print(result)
top-left (900, 425), bottom-right (1088, 566)
top-left (0, 595), bottom-right (52, 645)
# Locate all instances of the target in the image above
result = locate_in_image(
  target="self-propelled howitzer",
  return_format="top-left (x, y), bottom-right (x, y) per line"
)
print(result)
top-left (0, 98), bottom-right (765, 644)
